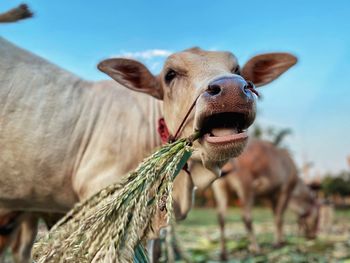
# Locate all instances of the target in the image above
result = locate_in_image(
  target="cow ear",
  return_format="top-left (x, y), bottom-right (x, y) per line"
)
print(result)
top-left (241, 53), bottom-right (297, 87)
top-left (98, 58), bottom-right (163, 100)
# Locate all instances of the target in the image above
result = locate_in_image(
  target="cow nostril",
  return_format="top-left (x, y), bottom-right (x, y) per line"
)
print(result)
top-left (243, 81), bottom-right (259, 98)
top-left (207, 84), bottom-right (222, 96)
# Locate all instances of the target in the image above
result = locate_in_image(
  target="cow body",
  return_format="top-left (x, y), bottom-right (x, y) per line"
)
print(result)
top-left (0, 37), bottom-right (162, 212)
top-left (213, 140), bottom-right (318, 259)
top-left (1, 38), bottom-right (164, 261)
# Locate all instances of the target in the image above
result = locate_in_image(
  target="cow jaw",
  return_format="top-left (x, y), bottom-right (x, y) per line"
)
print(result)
top-left (196, 111), bottom-right (255, 167)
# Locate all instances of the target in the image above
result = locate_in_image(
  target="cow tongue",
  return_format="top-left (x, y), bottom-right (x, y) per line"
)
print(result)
top-left (210, 128), bottom-right (237, 137)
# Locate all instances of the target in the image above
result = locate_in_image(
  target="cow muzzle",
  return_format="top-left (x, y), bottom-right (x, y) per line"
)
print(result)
top-left (194, 76), bottom-right (256, 161)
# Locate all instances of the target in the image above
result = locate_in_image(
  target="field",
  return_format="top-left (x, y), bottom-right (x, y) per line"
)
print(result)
top-left (174, 207), bottom-right (350, 263)
top-left (2, 208), bottom-right (349, 262)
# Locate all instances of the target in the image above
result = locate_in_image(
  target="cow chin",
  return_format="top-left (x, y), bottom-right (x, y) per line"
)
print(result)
top-left (199, 139), bottom-right (248, 170)
top-left (193, 107), bottom-right (254, 170)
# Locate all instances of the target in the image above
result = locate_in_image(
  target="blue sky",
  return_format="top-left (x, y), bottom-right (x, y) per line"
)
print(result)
top-left (1, 0), bottom-right (350, 176)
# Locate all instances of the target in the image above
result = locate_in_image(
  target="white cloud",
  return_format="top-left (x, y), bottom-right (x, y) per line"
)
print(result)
top-left (112, 49), bottom-right (173, 73)
top-left (113, 49), bottom-right (172, 60)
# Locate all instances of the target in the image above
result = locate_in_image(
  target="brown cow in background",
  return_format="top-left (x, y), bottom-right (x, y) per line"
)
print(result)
top-left (212, 140), bottom-right (319, 260)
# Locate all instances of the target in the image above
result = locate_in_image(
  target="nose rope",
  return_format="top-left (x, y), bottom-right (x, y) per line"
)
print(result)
top-left (171, 95), bottom-right (201, 142)
top-left (158, 95), bottom-right (200, 144)
top-left (157, 81), bottom-right (260, 144)
top-left (172, 81), bottom-right (260, 141)
top-left (156, 95), bottom-right (200, 181)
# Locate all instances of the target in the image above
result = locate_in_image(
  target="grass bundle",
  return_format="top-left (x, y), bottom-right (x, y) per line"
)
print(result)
top-left (33, 133), bottom-right (199, 263)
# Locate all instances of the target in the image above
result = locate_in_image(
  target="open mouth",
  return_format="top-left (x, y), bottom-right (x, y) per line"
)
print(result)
top-left (198, 112), bottom-right (251, 144)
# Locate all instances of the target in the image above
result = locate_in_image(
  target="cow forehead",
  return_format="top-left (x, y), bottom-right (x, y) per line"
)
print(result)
top-left (163, 48), bottom-right (238, 74)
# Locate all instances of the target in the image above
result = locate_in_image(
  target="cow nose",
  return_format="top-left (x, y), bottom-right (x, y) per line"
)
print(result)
top-left (207, 83), bottom-right (222, 96)
top-left (206, 76), bottom-right (254, 101)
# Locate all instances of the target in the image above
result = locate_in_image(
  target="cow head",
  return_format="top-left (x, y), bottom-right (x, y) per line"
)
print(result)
top-left (98, 48), bottom-right (297, 175)
top-left (298, 201), bottom-right (320, 239)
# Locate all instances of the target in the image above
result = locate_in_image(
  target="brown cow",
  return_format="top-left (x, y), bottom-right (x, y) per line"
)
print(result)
top-left (0, 37), bottom-right (296, 262)
top-left (212, 140), bottom-right (319, 260)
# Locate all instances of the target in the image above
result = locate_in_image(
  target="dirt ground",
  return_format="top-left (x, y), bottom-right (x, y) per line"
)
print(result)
top-left (174, 207), bottom-right (350, 262)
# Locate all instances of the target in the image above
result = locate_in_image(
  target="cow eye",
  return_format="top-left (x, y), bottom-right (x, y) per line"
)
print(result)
top-left (165, 69), bottom-right (177, 84)
top-left (232, 65), bottom-right (240, 74)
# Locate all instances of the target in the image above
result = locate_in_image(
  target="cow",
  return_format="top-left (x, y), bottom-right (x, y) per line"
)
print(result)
top-left (0, 37), bottom-right (297, 262)
top-left (212, 140), bottom-right (319, 260)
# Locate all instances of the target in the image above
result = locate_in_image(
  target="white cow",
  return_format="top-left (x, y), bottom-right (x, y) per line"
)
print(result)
top-left (0, 37), bottom-right (296, 262)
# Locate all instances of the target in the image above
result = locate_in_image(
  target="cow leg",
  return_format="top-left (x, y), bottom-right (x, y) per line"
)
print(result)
top-left (0, 225), bottom-right (13, 262)
top-left (40, 212), bottom-right (63, 230)
top-left (0, 235), bottom-right (11, 263)
top-left (271, 191), bottom-right (291, 247)
top-left (212, 180), bottom-right (229, 261)
top-left (11, 213), bottom-right (38, 263)
top-left (240, 194), bottom-right (260, 253)
top-left (147, 239), bottom-right (161, 263)
top-left (271, 173), bottom-right (296, 247)
top-left (0, 210), bottom-right (22, 260)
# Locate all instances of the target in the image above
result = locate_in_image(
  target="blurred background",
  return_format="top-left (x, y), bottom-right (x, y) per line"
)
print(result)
top-left (1, 1), bottom-right (350, 262)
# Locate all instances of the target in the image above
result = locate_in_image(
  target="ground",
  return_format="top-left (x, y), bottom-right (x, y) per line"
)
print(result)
top-left (2, 208), bottom-right (350, 262)
top-left (174, 207), bottom-right (350, 263)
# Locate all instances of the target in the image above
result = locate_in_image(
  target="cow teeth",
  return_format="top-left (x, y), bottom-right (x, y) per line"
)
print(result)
top-left (211, 128), bottom-right (237, 137)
